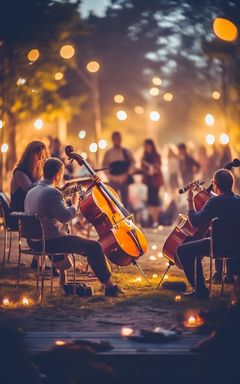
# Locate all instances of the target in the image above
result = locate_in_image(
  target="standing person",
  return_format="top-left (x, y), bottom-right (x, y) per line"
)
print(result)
top-left (102, 131), bottom-right (135, 210)
top-left (50, 137), bottom-right (74, 180)
top-left (178, 143), bottom-right (200, 186)
top-left (176, 169), bottom-right (240, 299)
top-left (141, 139), bottom-right (164, 228)
top-left (198, 145), bottom-right (210, 181)
top-left (9, 141), bottom-right (49, 271)
top-left (167, 144), bottom-right (180, 200)
top-left (25, 157), bottom-right (122, 295)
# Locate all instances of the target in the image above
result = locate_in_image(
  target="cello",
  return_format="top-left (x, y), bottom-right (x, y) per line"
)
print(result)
top-left (65, 145), bottom-right (148, 266)
top-left (162, 159), bottom-right (240, 270)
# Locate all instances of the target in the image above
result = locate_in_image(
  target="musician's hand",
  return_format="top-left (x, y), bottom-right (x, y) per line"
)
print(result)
top-left (71, 191), bottom-right (79, 207)
top-left (187, 187), bottom-right (194, 201)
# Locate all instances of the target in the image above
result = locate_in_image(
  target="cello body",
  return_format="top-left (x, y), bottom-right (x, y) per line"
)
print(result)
top-left (65, 146), bottom-right (148, 266)
top-left (162, 190), bottom-right (211, 269)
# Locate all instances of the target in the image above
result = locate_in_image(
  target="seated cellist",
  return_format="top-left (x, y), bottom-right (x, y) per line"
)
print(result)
top-left (177, 169), bottom-right (240, 299)
top-left (24, 157), bottom-right (122, 296)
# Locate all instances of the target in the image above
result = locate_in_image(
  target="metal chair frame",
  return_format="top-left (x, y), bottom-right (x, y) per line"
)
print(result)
top-left (0, 192), bottom-right (18, 269)
top-left (11, 212), bottom-right (76, 303)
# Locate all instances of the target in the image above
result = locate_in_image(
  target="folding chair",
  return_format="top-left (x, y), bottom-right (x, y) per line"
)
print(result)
top-left (11, 212), bottom-right (76, 303)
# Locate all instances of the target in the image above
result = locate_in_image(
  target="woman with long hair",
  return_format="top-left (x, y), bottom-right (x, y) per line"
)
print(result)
top-left (10, 141), bottom-right (48, 211)
top-left (141, 139), bottom-right (164, 227)
top-left (10, 141), bottom-right (49, 270)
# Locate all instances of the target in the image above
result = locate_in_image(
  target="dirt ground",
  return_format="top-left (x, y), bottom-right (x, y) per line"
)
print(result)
top-left (0, 226), bottom-right (231, 333)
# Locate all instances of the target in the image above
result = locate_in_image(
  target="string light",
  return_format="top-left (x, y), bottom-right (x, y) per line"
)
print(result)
top-left (27, 49), bottom-right (40, 62)
top-left (34, 119), bottom-right (43, 130)
top-left (149, 111), bottom-right (160, 121)
top-left (116, 110), bottom-right (127, 121)
top-left (60, 45), bottom-right (75, 59)
top-left (89, 143), bottom-right (98, 153)
top-left (98, 139), bottom-right (107, 149)
top-left (114, 94), bottom-right (124, 103)
top-left (78, 130), bottom-right (86, 139)
top-left (1, 143), bottom-right (8, 153)
top-left (86, 61), bottom-right (100, 73)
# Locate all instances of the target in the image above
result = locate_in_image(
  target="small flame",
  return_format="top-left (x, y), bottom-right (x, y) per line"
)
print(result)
top-left (121, 327), bottom-right (133, 337)
top-left (151, 244), bottom-right (157, 250)
top-left (158, 252), bottom-right (163, 258)
top-left (135, 277), bottom-right (142, 282)
top-left (149, 255), bottom-right (157, 261)
top-left (163, 275), bottom-right (169, 280)
top-left (152, 273), bottom-right (158, 278)
top-left (55, 340), bottom-right (66, 346)
top-left (22, 297), bottom-right (29, 306)
top-left (3, 298), bottom-right (10, 306)
top-left (175, 295), bottom-right (182, 302)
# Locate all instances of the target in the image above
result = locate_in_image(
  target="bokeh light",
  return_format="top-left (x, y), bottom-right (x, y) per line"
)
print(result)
top-left (205, 133), bottom-right (215, 145)
top-left (149, 87), bottom-right (160, 96)
top-left (16, 77), bottom-right (26, 86)
top-left (27, 49), bottom-right (40, 62)
top-left (86, 61), bottom-right (100, 73)
top-left (134, 106), bottom-right (144, 114)
top-left (0, 120), bottom-right (5, 129)
top-left (80, 152), bottom-right (88, 159)
top-left (213, 18), bottom-right (238, 42)
top-left (152, 77), bottom-right (162, 85)
top-left (89, 143), bottom-right (98, 153)
top-left (1, 143), bottom-right (8, 153)
top-left (54, 72), bottom-right (64, 80)
top-left (34, 119), bottom-right (43, 130)
top-left (219, 133), bottom-right (230, 145)
top-left (212, 90), bottom-right (221, 100)
top-left (205, 113), bottom-right (215, 126)
top-left (114, 94), bottom-right (124, 103)
top-left (60, 45), bottom-right (75, 59)
top-left (98, 139), bottom-right (107, 149)
top-left (78, 130), bottom-right (86, 139)
top-left (163, 92), bottom-right (173, 102)
top-left (149, 111), bottom-right (160, 121)
top-left (116, 110), bottom-right (127, 121)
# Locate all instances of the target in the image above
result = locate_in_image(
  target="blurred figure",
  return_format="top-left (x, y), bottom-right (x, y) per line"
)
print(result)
top-left (219, 144), bottom-right (232, 168)
top-left (178, 143), bottom-right (200, 185)
top-left (102, 131), bottom-right (135, 209)
top-left (198, 144), bottom-right (210, 181)
top-left (50, 137), bottom-right (74, 180)
top-left (167, 144), bottom-right (180, 199)
top-left (141, 139), bottom-right (164, 227)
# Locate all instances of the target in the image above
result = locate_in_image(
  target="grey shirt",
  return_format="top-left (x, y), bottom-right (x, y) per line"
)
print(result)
top-left (24, 179), bottom-right (76, 239)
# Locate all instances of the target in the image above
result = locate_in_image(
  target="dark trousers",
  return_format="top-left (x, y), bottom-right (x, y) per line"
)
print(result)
top-left (31, 235), bottom-right (111, 284)
top-left (177, 238), bottom-right (210, 290)
top-left (109, 180), bottom-right (129, 210)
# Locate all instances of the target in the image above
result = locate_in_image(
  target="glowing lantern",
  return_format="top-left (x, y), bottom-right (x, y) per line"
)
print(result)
top-left (86, 61), bottom-right (100, 73)
top-left (3, 298), bottom-right (10, 306)
top-left (27, 49), bottom-right (40, 62)
top-left (114, 94), bottom-right (124, 103)
top-left (22, 297), bottom-right (29, 306)
top-left (175, 295), bottom-right (182, 302)
top-left (121, 327), bottom-right (133, 336)
top-left (60, 45), bottom-right (75, 59)
top-left (213, 18), bottom-right (238, 42)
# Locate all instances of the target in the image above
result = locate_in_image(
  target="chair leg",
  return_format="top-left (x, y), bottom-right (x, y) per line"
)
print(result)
top-left (16, 251), bottom-right (22, 288)
top-left (194, 257), bottom-right (198, 293)
top-left (2, 229), bottom-right (7, 269)
top-left (221, 259), bottom-right (226, 296)
top-left (39, 254), bottom-right (46, 304)
top-left (72, 254), bottom-right (76, 295)
top-left (7, 231), bottom-right (13, 263)
top-left (50, 258), bottom-right (54, 294)
top-left (36, 258), bottom-right (40, 291)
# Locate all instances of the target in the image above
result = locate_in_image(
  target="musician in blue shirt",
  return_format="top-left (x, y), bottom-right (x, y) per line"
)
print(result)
top-left (177, 169), bottom-right (240, 299)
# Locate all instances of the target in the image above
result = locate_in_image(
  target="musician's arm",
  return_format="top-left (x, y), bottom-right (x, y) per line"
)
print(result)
top-left (188, 197), bottom-right (216, 227)
top-left (49, 189), bottom-right (77, 224)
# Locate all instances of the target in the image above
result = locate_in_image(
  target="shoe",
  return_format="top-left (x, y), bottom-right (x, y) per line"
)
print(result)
top-left (224, 275), bottom-right (235, 285)
top-left (105, 285), bottom-right (123, 297)
top-left (183, 288), bottom-right (209, 300)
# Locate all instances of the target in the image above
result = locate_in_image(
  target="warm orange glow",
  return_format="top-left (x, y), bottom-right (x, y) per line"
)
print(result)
top-left (163, 274), bottom-right (169, 280)
top-left (22, 297), bottom-right (29, 306)
top-left (60, 45), bottom-right (75, 59)
top-left (16, 77), bottom-right (26, 86)
top-left (54, 72), bottom-right (64, 80)
top-left (212, 90), bottom-right (221, 100)
top-left (163, 92), bottom-right (173, 102)
top-left (158, 252), bottom-right (163, 258)
top-left (89, 143), bottom-right (98, 153)
top-left (149, 87), bottom-right (160, 96)
top-left (135, 276), bottom-right (142, 282)
top-left (34, 119), bottom-right (43, 130)
top-left (134, 106), bottom-right (144, 114)
top-left (185, 315), bottom-right (203, 328)
top-left (0, 120), bottom-right (5, 129)
top-left (98, 139), bottom-right (107, 149)
top-left (86, 61), bottom-right (100, 73)
top-left (152, 273), bottom-right (158, 278)
top-left (213, 18), bottom-right (238, 42)
top-left (151, 244), bottom-right (157, 250)
top-left (175, 295), bottom-right (182, 302)
top-left (27, 49), bottom-right (40, 62)
top-left (55, 340), bottom-right (66, 346)
top-left (114, 94), bottom-right (124, 103)
top-left (152, 77), bottom-right (162, 85)
top-left (149, 255), bottom-right (157, 261)
top-left (2, 298), bottom-right (10, 306)
top-left (78, 130), bottom-right (86, 139)
top-left (121, 327), bottom-right (133, 336)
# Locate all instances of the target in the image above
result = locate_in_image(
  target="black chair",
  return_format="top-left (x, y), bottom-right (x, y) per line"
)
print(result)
top-left (11, 212), bottom-right (76, 303)
top-left (209, 218), bottom-right (240, 295)
top-left (0, 192), bottom-right (18, 268)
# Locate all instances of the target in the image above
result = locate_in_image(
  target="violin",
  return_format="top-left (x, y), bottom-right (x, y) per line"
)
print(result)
top-left (65, 145), bottom-right (148, 266)
top-left (162, 159), bottom-right (240, 268)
